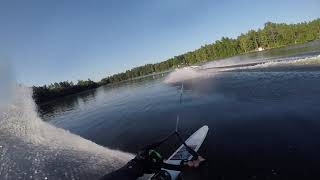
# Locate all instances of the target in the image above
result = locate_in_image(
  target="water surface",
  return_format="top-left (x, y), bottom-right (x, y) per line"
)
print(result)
top-left (40, 41), bottom-right (320, 179)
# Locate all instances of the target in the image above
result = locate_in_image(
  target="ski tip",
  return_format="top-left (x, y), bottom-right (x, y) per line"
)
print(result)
top-left (200, 125), bottom-right (209, 131)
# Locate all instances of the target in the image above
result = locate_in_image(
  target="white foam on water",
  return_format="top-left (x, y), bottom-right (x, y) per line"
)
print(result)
top-left (164, 67), bottom-right (216, 84)
top-left (164, 55), bottom-right (320, 84)
top-left (0, 86), bottom-right (133, 179)
top-left (224, 55), bottom-right (320, 71)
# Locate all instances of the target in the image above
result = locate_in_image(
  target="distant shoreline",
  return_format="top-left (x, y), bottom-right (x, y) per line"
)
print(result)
top-left (34, 70), bottom-right (173, 106)
top-left (33, 18), bottom-right (320, 105)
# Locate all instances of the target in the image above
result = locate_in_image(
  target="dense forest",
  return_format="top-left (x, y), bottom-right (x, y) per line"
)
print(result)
top-left (33, 18), bottom-right (320, 104)
top-left (33, 79), bottom-right (98, 104)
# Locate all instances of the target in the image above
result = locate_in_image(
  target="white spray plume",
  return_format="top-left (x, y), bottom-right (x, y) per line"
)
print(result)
top-left (164, 67), bottom-right (215, 84)
top-left (0, 86), bottom-right (133, 179)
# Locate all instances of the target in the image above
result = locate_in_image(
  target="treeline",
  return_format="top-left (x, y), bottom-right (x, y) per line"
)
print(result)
top-left (33, 79), bottom-right (98, 104)
top-left (100, 18), bottom-right (320, 84)
top-left (33, 18), bottom-right (320, 103)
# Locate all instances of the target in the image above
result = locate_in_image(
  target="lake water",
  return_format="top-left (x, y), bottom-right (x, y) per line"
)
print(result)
top-left (39, 41), bottom-right (320, 179)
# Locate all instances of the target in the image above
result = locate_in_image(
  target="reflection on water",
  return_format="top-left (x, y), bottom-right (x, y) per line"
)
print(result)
top-left (39, 89), bottom-right (97, 120)
top-left (38, 72), bottom-right (170, 121)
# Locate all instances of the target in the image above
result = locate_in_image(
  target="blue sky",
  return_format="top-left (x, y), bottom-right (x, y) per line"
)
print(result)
top-left (0, 0), bottom-right (319, 86)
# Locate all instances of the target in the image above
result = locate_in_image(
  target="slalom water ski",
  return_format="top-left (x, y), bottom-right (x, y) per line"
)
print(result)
top-left (149, 125), bottom-right (209, 180)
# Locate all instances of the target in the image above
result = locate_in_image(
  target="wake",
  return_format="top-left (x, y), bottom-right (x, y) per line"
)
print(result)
top-left (164, 55), bottom-right (320, 83)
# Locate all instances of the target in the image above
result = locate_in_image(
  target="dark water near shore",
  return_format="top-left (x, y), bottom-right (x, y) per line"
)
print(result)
top-left (40, 41), bottom-right (320, 179)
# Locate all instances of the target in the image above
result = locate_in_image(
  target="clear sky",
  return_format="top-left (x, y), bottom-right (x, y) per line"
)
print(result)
top-left (1, 0), bottom-right (319, 86)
